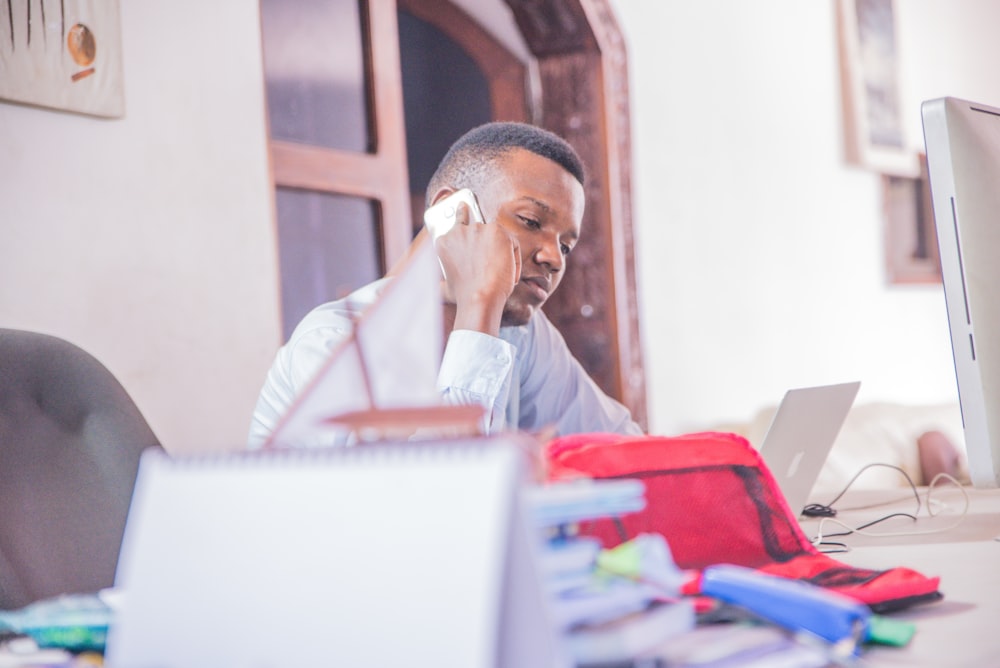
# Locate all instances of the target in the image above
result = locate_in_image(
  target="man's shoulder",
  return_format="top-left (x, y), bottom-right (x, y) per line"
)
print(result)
top-left (287, 278), bottom-right (391, 344)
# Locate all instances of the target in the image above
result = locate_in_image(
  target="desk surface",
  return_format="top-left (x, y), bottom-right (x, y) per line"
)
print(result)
top-left (798, 485), bottom-right (1000, 667)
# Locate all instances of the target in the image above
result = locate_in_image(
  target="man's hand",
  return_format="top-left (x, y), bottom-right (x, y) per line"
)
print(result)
top-left (434, 203), bottom-right (520, 337)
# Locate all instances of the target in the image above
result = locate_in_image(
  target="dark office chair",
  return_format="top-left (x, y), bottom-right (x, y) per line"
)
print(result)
top-left (0, 329), bottom-right (162, 610)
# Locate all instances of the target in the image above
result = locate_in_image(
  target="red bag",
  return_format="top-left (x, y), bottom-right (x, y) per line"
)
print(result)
top-left (545, 431), bottom-right (942, 613)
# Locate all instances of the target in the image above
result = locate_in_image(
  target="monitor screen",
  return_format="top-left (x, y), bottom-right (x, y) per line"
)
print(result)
top-left (922, 97), bottom-right (1000, 488)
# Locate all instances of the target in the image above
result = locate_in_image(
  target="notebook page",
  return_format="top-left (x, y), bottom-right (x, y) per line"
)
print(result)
top-left (107, 439), bottom-right (529, 667)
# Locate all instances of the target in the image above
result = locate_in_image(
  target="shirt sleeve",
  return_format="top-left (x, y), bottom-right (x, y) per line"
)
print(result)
top-left (437, 329), bottom-right (516, 434)
top-left (248, 319), bottom-right (354, 449)
top-left (517, 312), bottom-right (644, 437)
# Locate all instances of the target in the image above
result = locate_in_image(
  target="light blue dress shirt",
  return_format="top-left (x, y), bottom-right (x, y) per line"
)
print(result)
top-left (248, 278), bottom-right (642, 448)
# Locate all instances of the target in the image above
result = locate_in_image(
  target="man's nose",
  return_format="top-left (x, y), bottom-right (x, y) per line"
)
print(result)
top-left (534, 238), bottom-right (564, 273)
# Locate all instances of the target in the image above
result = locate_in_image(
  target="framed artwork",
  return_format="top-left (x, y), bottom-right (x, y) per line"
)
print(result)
top-left (0, 0), bottom-right (124, 118)
top-left (837, 0), bottom-right (919, 177)
top-left (883, 154), bottom-right (941, 284)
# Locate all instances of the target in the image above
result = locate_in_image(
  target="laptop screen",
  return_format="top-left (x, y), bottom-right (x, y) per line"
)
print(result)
top-left (758, 381), bottom-right (860, 514)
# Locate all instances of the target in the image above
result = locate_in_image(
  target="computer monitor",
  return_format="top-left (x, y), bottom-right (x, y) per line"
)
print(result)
top-left (921, 96), bottom-right (1000, 488)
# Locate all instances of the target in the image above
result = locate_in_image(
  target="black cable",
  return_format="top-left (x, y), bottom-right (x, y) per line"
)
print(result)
top-left (820, 512), bottom-right (919, 539)
top-left (801, 503), bottom-right (837, 518)
top-left (821, 463), bottom-right (921, 511)
top-left (809, 463), bottom-right (923, 553)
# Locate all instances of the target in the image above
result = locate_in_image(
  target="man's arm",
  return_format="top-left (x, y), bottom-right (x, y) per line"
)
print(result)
top-left (437, 329), bottom-right (517, 434)
top-left (247, 307), bottom-right (361, 448)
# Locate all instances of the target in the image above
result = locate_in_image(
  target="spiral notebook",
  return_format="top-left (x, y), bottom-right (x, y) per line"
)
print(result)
top-left (106, 437), bottom-right (566, 667)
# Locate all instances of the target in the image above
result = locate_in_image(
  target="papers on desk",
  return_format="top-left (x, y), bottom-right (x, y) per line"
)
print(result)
top-left (527, 480), bottom-right (695, 665)
top-left (0, 590), bottom-right (118, 667)
top-left (567, 602), bottom-right (697, 667)
top-left (525, 479), bottom-right (916, 667)
top-left (525, 478), bottom-right (647, 527)
top-left (0, 589), bottom-right (115, 654)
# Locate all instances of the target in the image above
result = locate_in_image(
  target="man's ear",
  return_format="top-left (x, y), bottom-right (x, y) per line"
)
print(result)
top-left (387, 186), bottom-right (456, 278)
top-left (427, 187), bottom-right (457, 209)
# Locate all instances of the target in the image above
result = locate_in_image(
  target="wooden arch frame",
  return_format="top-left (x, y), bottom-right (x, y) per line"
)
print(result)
top-left (397, 0), bottom-right (530, 122)
top-left (505, 0), bottom-right (647, 427)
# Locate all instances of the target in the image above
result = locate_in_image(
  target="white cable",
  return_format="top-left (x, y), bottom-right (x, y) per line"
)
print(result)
top-left (810, 472), bottom-right (969, 546)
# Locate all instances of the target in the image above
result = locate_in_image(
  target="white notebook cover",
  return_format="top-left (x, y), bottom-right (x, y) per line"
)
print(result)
top-left (106, 438), bottom-right (565, 667)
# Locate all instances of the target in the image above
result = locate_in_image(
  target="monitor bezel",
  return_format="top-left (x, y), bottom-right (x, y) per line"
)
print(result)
top-left (922, 96), bottom-right (1000, 488)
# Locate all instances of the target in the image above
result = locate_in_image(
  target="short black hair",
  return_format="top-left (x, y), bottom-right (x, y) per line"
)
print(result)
top-left (426, 122), bottom-right (585, 205)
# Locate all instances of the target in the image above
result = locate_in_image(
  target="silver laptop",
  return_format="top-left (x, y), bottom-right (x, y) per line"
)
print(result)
top-left (758, 382), bottom-right (861, 515)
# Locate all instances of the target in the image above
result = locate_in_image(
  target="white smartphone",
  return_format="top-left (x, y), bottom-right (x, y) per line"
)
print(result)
top-left (423, 188), bottom-right (486, 239)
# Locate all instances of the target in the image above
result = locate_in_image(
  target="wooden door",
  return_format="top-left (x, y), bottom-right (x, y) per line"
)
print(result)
top-left (260, 0), bottom-right (411, 338)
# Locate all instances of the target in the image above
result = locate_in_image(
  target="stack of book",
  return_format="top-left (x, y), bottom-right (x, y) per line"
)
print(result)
top-left (526, 480), bottom-right (695, 666)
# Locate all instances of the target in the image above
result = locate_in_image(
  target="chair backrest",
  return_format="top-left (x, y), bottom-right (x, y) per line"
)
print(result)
top-left (0, 329), bottom-right (162, 609)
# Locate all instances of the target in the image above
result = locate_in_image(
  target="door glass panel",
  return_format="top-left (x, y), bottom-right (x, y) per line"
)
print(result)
top-left (275, 188), bottom-right (382, 339)
top-left (397, 9), bottom-right (491, 197)
top-left (261, 0), bottom-right (371, 152)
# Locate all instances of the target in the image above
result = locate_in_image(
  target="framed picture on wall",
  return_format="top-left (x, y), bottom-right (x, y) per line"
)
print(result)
top-left (0, 0), bottom-right (124, 118)
top-left (883, 154), bottom-right (941, 284)
top-left (836, 0), bottom-right (919, 177)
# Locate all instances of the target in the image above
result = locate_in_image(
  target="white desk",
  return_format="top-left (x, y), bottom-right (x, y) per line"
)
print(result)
top-left (798, 486), bottom-right (1000, 667)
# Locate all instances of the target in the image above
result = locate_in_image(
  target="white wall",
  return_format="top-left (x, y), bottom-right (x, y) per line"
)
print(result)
top-left (0, 0), bottom-right (281, 454)
top-left (613, 0), bottom-right (1000, 434)
top-left (3, 0), bottom-right (999, 452)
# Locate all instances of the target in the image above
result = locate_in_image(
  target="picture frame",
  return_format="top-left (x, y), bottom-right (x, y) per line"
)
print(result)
top-left (836, 0), bottom-right (919, 177)
top-left (0, 0), bottom-right (125, 118)
top-left (883, 154), bottom-right (941, 284)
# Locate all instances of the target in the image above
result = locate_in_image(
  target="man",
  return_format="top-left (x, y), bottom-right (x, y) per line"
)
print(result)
top-left (248, 122), bottom-right (642, 447)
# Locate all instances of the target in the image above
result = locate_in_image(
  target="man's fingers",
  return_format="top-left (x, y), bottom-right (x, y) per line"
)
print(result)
top-left (510, 234), bottom-right (522, 283)
top-left (455, 202), bottom-right (472, 226)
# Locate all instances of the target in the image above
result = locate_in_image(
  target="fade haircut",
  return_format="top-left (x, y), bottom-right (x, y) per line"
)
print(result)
top-left (426, 122), bottom-right (585, 206)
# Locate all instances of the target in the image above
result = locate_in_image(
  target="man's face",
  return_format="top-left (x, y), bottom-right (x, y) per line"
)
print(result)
top-left (476, 148), bottom-right (586, 327)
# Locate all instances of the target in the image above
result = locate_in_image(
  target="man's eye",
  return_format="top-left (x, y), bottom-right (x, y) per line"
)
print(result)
top-left (520, 216), bottom-right (541, 230)
top-left (561, 244), bottom-right (573, 256)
